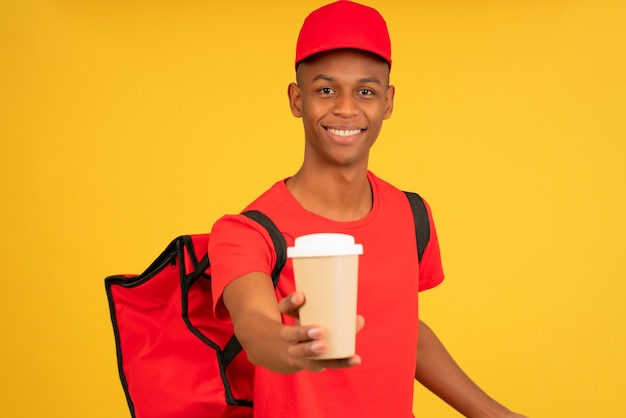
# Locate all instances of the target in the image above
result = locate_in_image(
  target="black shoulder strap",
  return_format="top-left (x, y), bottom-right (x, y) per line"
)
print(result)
top-left (241, 210), bottom-right (287, 287)
top-left (403, 191), bottom-right (430, 264)
top-left (213, 210), bottom-right (287, 375)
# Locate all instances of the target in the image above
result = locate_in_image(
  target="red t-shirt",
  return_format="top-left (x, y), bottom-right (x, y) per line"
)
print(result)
top-left (209, 171), bottom-right (444, 418)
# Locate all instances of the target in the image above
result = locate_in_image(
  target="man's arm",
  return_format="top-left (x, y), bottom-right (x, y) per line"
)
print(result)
top-left (222, 272), bottom-right (362, 373)
top-left (415, 320), bottom-right (526, 418)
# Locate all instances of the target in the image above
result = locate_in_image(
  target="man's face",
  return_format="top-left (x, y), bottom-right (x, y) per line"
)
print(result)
top-left (289, 49), bottom-right (395, 169)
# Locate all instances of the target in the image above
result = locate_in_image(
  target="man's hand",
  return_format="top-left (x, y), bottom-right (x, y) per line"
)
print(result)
top-left (278, 291), bottom-right (365, 372)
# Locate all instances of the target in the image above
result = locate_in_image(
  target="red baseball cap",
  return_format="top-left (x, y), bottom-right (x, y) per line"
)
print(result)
top-left (295, 0), bottom-right (392, 69)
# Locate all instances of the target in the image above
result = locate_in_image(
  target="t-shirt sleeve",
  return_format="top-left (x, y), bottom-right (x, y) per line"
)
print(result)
top-left (418, 199), bottom-right (445, 292)
top-left (208, 214), bottom-right (277, 320)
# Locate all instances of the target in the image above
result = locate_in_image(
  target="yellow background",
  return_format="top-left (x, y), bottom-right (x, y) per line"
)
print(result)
top-left (1, 0), bottom-right (625, 416)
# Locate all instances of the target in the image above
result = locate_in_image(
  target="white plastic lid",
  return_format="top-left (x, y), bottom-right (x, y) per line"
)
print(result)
top-left (287, 233), bottom-right (364, 258)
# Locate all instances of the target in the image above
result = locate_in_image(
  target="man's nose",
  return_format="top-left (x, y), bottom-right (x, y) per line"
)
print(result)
top-left (332, 94), bottom-right (359, 117)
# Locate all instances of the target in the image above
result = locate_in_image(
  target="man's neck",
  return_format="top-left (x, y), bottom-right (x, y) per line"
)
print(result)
top-left (285, 166), bottom-right (372, 222)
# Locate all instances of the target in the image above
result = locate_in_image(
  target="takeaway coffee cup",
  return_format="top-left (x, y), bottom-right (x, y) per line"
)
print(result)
top-left (287, 233), bottom-right (363, 359)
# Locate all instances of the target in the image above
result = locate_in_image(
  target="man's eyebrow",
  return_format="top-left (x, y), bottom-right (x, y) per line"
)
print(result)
top-left (312, 74), bottom-right (383, 85)
top-left (357, 77), bottom-right (383, 85)
top-left (312, 74), bottom-right (336, 82)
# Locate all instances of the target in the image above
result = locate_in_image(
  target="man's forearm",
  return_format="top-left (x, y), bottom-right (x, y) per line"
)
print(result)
top-left (224, 273), bottom-right (302, 374)
top-left (415, 320), bottom-right (515, 418)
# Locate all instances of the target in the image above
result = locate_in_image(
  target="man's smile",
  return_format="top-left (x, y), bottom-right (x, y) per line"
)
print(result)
top-left (325, 128), bottom-right (364, 137)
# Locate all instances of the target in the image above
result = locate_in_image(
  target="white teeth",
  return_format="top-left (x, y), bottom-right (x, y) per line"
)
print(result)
top-left (327, 128), bottom-right (362, 137)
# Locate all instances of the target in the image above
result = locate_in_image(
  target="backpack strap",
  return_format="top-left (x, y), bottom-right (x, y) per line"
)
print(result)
top-left (403, 191), bottom-right (430, 264)
top-left (186, 211), bottom-right (287, 287)
top-left (242, 210), bottom-right (287, 287)
top-left (219, 210), bottom-right (287, 366)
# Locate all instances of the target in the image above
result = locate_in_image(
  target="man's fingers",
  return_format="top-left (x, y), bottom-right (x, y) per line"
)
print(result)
top-left (278, 291), bottom-right (306, 318)
top-left (356, 314), bottom-right (365, 332)
top-left (286, 337), bottom-right (327, 358)
top-left (277, 299), bottom-right (365, 373)
top-left (281, 325), bottom-right (329, 371)
top-left (280, 324), bottom-right (324, 344)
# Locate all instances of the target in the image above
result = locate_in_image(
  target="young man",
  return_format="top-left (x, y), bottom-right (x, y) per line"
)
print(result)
top-left (210, 1), bottom-right (527, 417)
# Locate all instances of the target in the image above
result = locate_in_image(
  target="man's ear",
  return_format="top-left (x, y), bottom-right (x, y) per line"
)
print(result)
top-left (288, 82), bottom-right (303, 118)
top-left (383, 84), bottom-right (395, 120)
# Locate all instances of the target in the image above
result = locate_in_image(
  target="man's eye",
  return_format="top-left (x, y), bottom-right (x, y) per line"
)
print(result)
top-left (320, 87), bottom-right (334, 94)
top-left (358, 89), bottom-right (374, 95)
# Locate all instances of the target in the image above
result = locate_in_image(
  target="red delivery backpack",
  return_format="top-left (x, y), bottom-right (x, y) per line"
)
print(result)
top-left (105, 210), bottom-right (286, 418)
top-left (104, 192), bottom-right (430, 418)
